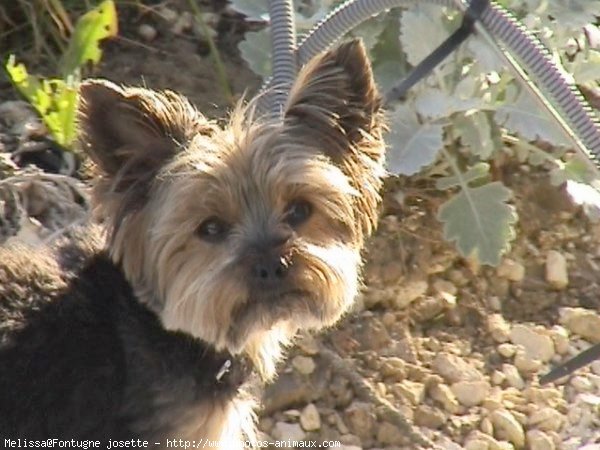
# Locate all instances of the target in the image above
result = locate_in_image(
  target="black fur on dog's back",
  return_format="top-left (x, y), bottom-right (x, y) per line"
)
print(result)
top-left (0, 232), bottom-right (250, 440)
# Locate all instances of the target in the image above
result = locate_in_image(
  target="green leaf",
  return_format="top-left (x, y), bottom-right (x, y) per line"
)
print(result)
top-left (572, 50), bottom-right (600, 84)
top-left (385, 104), bottom-right (445, 176)
top-left (454, 112), bottom-right (496, 160)
top-left (347, 14), bottom-right (388, 52)
top-left (400, 5), bottom-right (449, 68)
top-left (438, 182), bottom-right (517, 266)
top-left (415, 87), bottom-right (483, 120)
top-left (60, 0), bottom-right (118, 76)
top-left (496, 88), bottom-right (572, 146)
top-left (6, 57), bottom-right (79, 147)
top-left (239, 29), bottom-right (272, 79)
top-left (436, 162), bottom-right (490, 190)
top-left (546, 0), bottom-right (600, 28)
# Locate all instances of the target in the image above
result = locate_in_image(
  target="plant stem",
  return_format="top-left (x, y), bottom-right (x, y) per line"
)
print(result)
top-left (186, 0), bottom-right (234, 106)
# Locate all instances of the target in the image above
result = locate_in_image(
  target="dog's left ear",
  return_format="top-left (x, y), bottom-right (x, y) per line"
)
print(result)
top-left (283, 39), bottom-right (386, 237)
top-left (78, 80), bottom-right (215, 217)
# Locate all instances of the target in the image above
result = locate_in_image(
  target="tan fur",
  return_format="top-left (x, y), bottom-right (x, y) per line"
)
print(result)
top-left (77, 39), bottom-right (386, 444)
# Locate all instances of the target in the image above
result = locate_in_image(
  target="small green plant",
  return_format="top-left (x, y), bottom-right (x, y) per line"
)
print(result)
top-left (4, 0), bottom-right (118, 148)
top-left (230, 0), bottom-right (600, 266)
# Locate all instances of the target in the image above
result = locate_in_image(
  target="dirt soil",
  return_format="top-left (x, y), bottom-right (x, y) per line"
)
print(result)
top-left (2, 2), bottom-right (600, 449)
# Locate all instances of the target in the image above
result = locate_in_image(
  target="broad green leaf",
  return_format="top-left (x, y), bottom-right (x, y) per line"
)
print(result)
top-left (550, 157), bottom-right (596, 186)
top-left (496, 89), bottom-right (572, 146)
top-left (467, 38), bottom-right (504, 72)
top-left (571, 50), bottom-right (600, 84)
top-left (347, 14), bottom-right (388, 52)
top-left (239, 29), bottom-right (272, 79)
top-left (454, 112), bottom-right (496, 159)
top-left (400, 5), bottom-right (449, 68)
top-left (385, 104), bottom-right (444, 176)
top-left (436, 162), bottom-right (490, 190)
top-left (547, 0), bottom-right (600, 28)
top-left (438, 182), bottom-right (517, 266)
top-left (60, 0), bottom-right (118, 76)
top-left (415, 88), bottom-right (483, 120)
top-left (374, 60), bottom-right (406, 94)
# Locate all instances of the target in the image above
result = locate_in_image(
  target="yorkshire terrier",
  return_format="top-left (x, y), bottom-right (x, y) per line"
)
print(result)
top-left (0, 39), bottom-right (386, 446)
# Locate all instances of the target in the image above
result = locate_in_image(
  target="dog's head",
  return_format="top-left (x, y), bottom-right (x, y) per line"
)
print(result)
top-left (78, 40), bottom-right (386, 378)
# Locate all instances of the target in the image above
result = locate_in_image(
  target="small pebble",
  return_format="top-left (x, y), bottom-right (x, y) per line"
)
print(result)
top-left (491, 370), bottom-right (506, 386)
top-left (498, 343), bottom-right (517, 358)
top-left (528, 407), bottom-right (565, 432)
top-left (549, 326), bottom-right (570, 355)
top-left (491, 408), bottom-right (525, 448)
top-left (137, 24), bottom-right (157, 42)
top-left (559, 307), bottom-right (600, 343)
top-left (497, 258), bottom-right (525, 282)
top-left (526, 430), bottom-right (555, 450)
top-left (344, 401), bottom-right (375, 440)
top-left (433, 353), bottom-right (483, 383)
top-left (488, 314), bottom-right (511, 343)
top-left (299, 403), bottom-right (321, 431)
top-left (429, 382), bottom-right (461, 414)
top-left (545, 250), bottom-right (568, 289)
top-left (292, 355), bottom-right (316, 375)
top-left (514, 348), bottom-right (543, 374)
top-left (509, 324), bottom-right (555, 362)
top-left (414, 405), bottom-right (446, 429)
top-left (376, 422), bottom-right (403, 445)
top-left (503, 364), bottom-right (525, 390)
top-left (571, 375), bottom-right (594, 392)
top-left (451, 380), bottom-right (490, 407)
top-left (271, 422), bottom-right (306, 441)
top-left (394, 380), bottom-right (425, 405)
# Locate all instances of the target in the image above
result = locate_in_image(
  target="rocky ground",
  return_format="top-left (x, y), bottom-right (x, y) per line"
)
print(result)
top-left (2, 2), bottom-right (600, 449)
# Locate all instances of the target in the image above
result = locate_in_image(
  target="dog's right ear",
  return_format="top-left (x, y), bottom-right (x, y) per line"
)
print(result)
top-left (78, 79), bottom-right (214, 197)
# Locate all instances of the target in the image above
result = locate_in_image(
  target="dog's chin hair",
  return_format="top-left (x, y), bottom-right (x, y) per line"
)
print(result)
top-left (155, 243), bottom-right (360, 380)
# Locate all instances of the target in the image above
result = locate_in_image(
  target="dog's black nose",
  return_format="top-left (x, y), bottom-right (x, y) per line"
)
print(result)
top-left (252, 256), bottom-right (289, 283)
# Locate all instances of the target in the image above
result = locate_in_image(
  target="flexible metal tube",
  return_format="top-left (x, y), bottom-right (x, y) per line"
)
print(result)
top-left (268, 0), bottom-right (297, 116)
top-left (264, 0), bottom-right (600, 170)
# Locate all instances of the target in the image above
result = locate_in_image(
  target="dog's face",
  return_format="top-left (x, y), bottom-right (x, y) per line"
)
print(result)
top-left (78, 40), bottom-right (386, 378)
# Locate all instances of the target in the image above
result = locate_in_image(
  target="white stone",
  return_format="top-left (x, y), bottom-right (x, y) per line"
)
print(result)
top-left (498, 343), bottom-right (517, 358)
top-left (526, 430), bottom-right (555, 450)
top-left (502, 364), bottom-right (525, 390)
top-left (394, 280), bottom-right (428, 308)
top-left (429, 382), bottom-right (461, 414)
top-left (549, 326), bottom-right (570, 355)
top-left (488, 314), bottom-right (511, 343)
top-left (465, 440), bottom-right (490, 450)
top-left (137, 24), bottom-right (157, 42)
top-left (491, 409), bottom-right (525, 448)
top-left (491, 370), bottom-right (506, 386)
top-left (451, 380), bottom-right (490, 407)
top-left (528, 407), bottom-right (565, 432)
top-left (513, 348), bottom-right (543, 374)
top-left (292, 355), bottom-right (316, 375)
top-left (509, 324), bottom-right (555, 362)
top-left (300, 403), bottom-right (321, 431)
top-left (571, 375), bottom-right (594, 392)
top-left (395, 380), bottom-right (425, 405)
top-left (272, 422), bottom-right (306, 441)
top-left (433, 353), bottom-right (483, 383)
top-left (497, 258), bottom-right (525, 282)
top-left (559, 307), bottom-right (600, 343)
top-left (545, 250), bottom-right (568, 289)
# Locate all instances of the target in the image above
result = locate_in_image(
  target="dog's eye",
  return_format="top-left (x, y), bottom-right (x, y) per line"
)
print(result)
top-left (196, 217), bottom-right (229, 242)
top-left (285, 200), bottom-right (312, 227)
